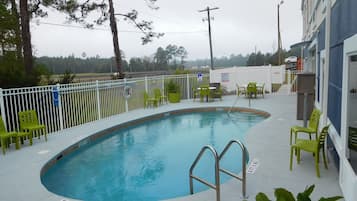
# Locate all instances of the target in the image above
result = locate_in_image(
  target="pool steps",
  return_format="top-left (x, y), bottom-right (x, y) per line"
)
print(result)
top-left (189, 139), bottom-right (248, 201)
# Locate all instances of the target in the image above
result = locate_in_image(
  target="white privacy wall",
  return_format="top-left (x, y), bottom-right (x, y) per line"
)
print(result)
top-left (209, 65), bottom-right (285, 93)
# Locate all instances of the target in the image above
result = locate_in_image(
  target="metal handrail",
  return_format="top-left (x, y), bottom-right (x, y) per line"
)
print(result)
top-left (189, 145), bottom-right (221, 201)
top-left (219, 139), bottom-right (249, 199)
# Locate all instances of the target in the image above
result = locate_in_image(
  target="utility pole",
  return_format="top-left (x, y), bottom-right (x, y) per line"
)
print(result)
top-left (199, 6), bottom-right (219, 70)
top-left (277, 1), bottom-right (284, 65)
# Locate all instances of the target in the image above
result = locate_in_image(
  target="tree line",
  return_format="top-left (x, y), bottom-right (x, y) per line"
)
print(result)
top-left (34, 46), bottom-right (299, 76)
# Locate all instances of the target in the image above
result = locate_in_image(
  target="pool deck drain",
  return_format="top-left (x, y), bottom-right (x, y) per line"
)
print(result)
top-left (0, 94), bottom-right (343, 201)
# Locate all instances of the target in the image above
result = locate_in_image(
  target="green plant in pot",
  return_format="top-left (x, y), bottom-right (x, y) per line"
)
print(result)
top-left (166, 80), bottom-right (180, 103)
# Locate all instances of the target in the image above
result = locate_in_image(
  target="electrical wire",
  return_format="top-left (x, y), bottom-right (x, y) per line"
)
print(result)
top-left (32, 21), bottom-right (207, 35)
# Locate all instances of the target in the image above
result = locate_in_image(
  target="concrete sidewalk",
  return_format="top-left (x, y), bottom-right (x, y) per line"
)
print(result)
top-left (0, 94), bottom-right (342, 201)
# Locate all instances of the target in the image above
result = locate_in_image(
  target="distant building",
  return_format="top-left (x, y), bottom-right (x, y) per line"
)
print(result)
top-left (301, 0), bottom-right (357, 200)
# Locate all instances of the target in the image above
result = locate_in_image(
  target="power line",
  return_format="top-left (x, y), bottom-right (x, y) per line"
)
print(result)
top-left (32, 21), bottom-right (207, 35)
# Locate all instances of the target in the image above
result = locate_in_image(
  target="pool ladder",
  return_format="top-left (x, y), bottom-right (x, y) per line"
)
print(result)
top-left (189, 139), bottom-right (248, 201)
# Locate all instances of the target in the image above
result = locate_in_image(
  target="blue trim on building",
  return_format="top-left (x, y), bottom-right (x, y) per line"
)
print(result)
top-left (327, 0), bottom-right (357, 134)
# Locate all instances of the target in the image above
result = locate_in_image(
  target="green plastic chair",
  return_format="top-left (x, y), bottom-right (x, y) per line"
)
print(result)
top-left (199, 86), bottom-right (211, 102)
top-left (290, 125), bottom-right (330, 177)
top-left (209, 83), bottom-right (222, 100)
top-left (246, 82), bottom-right (257, 98)
top-left (18, 110), bottom-right (47, 141)
top-left (257, 83), bottom-right (265, 98)
top-left (192, 87), bottom-right (199, 101)
top-left (144, 92), bottom-right (158, 108)
top-left (290, 108), bottom-right (321, 145)
top-left (236, 83), bottom-right (246, 96)
top-left (0, 116), bottom-right (32, 154)
top-left (153, 88), bottom-right (167, 105)
top-left (349, 127), bottom-right (357, 152)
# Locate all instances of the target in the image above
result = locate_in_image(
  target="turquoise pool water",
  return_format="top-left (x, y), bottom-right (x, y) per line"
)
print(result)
top-left (41, 111), bottom-right (265, 201)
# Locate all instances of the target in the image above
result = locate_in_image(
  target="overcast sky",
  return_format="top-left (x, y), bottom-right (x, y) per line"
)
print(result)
top-left (31, 0), bottom-right (302, 60)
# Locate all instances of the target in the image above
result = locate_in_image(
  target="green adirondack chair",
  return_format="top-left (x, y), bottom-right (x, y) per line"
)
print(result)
top-left (18, 110), bottom-right (47, 141)
top-left (290, 125), bottom-right (329, 178)
top-left (1, 116), bottom-right (32, 154)
top-left (290, 108), bottom-right (321, 145)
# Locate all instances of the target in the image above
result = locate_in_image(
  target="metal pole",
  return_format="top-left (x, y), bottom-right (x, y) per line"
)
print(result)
top-left (278, 3), bottom-right (281, 65)
top-left (145, 76), bottom-right (148, 93)
top-left (57, 83), bottom-right (64, 130)
top-left (186, 74), bottom-right (190, 100)
top-left (124, 78), bottom-right (129, 112)
top-left (207, 8), bottom-right (214, 70)
top-left (242, 146), bottom-right (247, 199)
top-left (96, 80), bottom-right (101, 120)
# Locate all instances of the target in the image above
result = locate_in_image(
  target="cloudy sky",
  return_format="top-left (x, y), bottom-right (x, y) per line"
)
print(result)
top-left (31, 0), bottom-right (302, 60)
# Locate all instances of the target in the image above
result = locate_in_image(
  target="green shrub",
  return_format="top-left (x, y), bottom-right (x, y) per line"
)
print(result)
top-left (166, 79), bottom-right (180, 93)
top-left (256, 185), bottom-right (343, 201)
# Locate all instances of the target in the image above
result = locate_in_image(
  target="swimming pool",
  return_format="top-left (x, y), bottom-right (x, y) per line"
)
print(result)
top-left (41, 110), bottom-right (266, 201)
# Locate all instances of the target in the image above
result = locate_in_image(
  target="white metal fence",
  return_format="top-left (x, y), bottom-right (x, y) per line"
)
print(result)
top-left (0, 74), bottom-right (209, 134)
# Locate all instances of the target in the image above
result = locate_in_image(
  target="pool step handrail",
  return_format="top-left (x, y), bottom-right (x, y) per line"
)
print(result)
top-left (189, 145), bottom-right (221, 201)
top-left (219, 139), bottom-right (248, 199)
top-left (189, 139), bottom-right (249, 201)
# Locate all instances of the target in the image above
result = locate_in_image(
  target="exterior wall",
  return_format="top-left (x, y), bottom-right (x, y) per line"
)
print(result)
top-left (302, 0), bottom-right (357, 201)
top-left (329, 0), bottom-right (357, 134)
top-left (302, 0), bottom-right (337, 41)
top-left (209, 66), bottom-right (285, 92)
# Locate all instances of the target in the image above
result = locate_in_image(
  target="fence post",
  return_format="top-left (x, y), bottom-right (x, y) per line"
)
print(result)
top-left (287, 70), bottom-right (291, 95)
top-left (0, 88), bottom-right (7, 131)
top-left (57, 83), bottom-right (64, 130)
top-left (145, 76), bottom-right (148, 93)
top-left (96, 80), bottom-right (101, 120)
top-left (124, 78), bottom-right (129, 112)
top-left (186, 74), bottom-right (190, 100)
top-left (161, 75), bottom-right (165, 91)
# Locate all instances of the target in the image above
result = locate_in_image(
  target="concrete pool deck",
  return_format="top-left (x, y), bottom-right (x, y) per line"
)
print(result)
top-left (0, 94), bottom-right (343, 201)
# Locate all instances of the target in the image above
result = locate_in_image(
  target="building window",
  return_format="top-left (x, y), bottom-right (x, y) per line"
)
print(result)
top-left (221, 73), bottom-right (229, 82)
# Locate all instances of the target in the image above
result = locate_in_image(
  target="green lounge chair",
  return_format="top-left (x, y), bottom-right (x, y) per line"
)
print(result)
top-left (18, 110), bottom-right (47, 141)
top-left (144, 91), bottom-right (158, 108)
top-left (290, 108), bottom-right (321, 145)
top-left (290, 125), bottom-right (329, 177)
top-left (1, 116), bottom-right (32, 154)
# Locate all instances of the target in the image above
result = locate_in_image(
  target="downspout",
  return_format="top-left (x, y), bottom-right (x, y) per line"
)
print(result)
top-left (322, 0), bottom-right (331, 125)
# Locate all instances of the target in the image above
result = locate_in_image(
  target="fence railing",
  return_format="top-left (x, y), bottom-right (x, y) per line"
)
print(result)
top-left (0, 74), bottom-right (209, 133)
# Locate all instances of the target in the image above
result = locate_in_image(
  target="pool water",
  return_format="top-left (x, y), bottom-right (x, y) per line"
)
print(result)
top-left (42, 111), bottom-right (265, 201)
